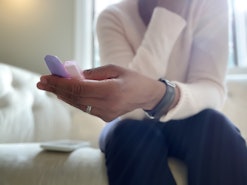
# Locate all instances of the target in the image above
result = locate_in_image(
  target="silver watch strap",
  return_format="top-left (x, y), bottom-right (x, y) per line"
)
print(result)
top-left (144, 78), bottom-right (176, 119)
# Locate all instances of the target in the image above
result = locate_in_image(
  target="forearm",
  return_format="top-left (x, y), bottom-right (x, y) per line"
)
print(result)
top-left (97, 7), bottom-right (186, 79)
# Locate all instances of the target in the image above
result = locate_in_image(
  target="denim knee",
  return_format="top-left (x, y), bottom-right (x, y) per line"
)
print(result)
top-left (99, 118), bottom-right (122, 153)
top-left (99, 118), bottom-right (145, 152)
top-left (100, 118), bottom-right (161, 153)
top-left (195, 109), bottom-right (241, 135)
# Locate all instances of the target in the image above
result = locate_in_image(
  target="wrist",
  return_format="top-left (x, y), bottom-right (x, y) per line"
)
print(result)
top-left (142, 79), bottom-right (166, 110)
top-left (144, 79), bottom-right (177, 119)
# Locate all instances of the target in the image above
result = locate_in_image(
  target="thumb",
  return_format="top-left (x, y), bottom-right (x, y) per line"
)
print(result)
top-left (83, 65), bottom-right (123, 80)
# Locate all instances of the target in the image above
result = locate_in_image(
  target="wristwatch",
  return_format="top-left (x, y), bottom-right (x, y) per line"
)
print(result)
top-left (144, 78), bottom-right (176, 119)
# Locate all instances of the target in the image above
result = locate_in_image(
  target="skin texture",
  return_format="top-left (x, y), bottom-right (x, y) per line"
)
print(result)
top-left (37, 65), bottom-right (175, 122)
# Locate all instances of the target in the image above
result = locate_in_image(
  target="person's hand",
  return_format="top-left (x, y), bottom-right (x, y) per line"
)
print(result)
top-left (37, 65), bottom-right (165, 122)
top-left (138, 0), bottom-right (158, 26)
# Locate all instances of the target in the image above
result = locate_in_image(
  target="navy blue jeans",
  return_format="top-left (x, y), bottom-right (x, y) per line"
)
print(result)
top-left (99, 109), bottom-right (247, 185)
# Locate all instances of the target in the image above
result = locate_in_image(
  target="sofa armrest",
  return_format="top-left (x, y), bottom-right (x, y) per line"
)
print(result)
top-left (222, 74), bottom-right (247, 140)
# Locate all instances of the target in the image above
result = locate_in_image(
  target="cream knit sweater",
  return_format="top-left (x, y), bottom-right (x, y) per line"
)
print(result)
top-left (96, 0), bottom-right (229, 122)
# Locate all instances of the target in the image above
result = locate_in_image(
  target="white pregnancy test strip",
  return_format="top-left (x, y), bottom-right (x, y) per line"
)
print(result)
top-left (64, 61), bottom-right (84, 80)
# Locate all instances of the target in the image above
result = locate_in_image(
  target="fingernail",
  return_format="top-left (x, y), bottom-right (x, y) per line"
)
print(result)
top-left (37, 82), bottom-right (44, 90)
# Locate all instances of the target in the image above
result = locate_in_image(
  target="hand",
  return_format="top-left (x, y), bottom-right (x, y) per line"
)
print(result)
top-left (37, 65), bottom-right (165, 122)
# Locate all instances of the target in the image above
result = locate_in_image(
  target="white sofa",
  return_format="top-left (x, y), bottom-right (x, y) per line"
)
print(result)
top-left (0, 63), bottom-right (246, 185)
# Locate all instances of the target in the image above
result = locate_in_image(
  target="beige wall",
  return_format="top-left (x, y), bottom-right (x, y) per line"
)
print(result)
top-left (0, 0), bottom-right (75, 74)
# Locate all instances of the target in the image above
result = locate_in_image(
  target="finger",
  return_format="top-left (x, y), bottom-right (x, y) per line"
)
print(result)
top-left (57, 94), bottom-right (103, 110)
top-left (57, 95), bottom-right (111, 120)
top-left (38, 75), bottom-right (119, 98)
top-left (37, 75), bottom-right (72, 95)
top-left (57, 95), bottom-right (119, 122)
top-left (83, 65), bottom-right (123, 80)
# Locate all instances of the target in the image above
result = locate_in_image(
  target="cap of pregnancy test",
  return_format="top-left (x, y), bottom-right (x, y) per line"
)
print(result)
top-left (64, 61), bottom-right (84, 80)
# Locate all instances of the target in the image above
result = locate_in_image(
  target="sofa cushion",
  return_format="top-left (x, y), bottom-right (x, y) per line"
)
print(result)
top-left (222, 74), bottom-right (247, 140)
top-left (0, 63), bottom-right (73, 143)
top-left (0, 63), bottom-right (105, 145)
top-left (0, 143), bottom-right (108, 185)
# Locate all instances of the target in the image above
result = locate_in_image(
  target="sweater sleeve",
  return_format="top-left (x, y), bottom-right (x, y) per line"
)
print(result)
top-left (96, 0), bottom-right (229, 122)
top-left (96, 6), bottom-right (186, 80)
top-left (161, 0), bottom-right (229, 121)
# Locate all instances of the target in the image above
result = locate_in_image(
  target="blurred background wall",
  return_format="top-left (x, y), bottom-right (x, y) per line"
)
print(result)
top-left (0, 0), bottom-right (79, 74)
